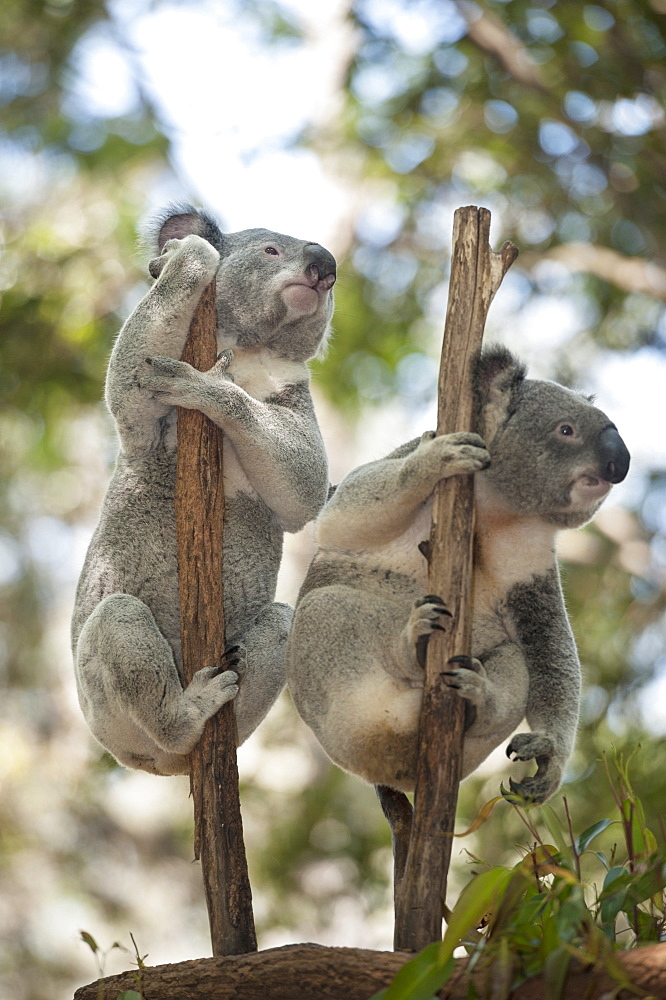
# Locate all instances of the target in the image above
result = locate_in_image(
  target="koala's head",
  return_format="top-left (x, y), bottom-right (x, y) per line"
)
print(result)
top-left (473, 346), bottom-right (630, 528)
top-left (144, 204), bottom-right (336, 362)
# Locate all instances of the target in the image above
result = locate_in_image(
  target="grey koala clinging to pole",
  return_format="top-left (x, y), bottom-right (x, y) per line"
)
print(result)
top-left (71, 204), bottom-right (336, 776)
top-left (287, 346), bottom-right (630, 804)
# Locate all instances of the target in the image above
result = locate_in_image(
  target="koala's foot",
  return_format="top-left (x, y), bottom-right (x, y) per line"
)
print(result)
top-left (184, 664), bottom-right (239, 705)
top-left (403, 594), bottom-right (451, 674)
top-left (441, 655), bottom-right (489, 702)
top-left (505, 732), bottom-right (561, 804)
top-left (441, 654), bottom-right (492, 731)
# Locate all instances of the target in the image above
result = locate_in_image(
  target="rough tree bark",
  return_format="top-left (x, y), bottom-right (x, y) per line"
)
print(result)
top-left (393, 207), bottom-right (518, 952)
top-left (73, 941), bottom-right (666, 999)
top-left (174, 280), bottom-right (257, 956)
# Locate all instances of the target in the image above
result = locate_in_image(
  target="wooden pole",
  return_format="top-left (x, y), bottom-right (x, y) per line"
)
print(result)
top-left (393, 207), bottom-right (518, 952)
top-left (174, 280), bottom-right (257, 956)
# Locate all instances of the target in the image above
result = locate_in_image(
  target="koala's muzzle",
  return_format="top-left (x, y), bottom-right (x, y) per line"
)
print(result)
top-left (303, 244), bottom-right (337, 290)
top-left (598, 426), bottom-right (630, 483)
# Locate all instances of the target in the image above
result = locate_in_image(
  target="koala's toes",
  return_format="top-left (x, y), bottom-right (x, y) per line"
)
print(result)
top-left (507, 775), bottom-right (552, 805)
top-left (450, 432), bottom-right (487, 449)
top-left (413, 595), bottom-right (451, 625)
top-left (441, 656), bottom-right (486, 701)
top-left (411, 597), bottom-right (450, 667)
top-left (506, 733), bottom-right (555, 762)
top-left (447, 654), bottom-right (483, 673)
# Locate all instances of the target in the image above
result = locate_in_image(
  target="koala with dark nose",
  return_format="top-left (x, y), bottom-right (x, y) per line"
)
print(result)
top-left (72, 204), bottom-right (336, 775)
top-left (287, 346), bottom-right (630, 803)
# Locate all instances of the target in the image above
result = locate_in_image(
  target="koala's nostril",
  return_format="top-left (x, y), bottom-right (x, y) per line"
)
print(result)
top-left (304, 244), bottom-right (337, 284)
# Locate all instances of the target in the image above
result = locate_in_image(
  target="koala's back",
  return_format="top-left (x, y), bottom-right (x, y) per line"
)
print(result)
top-left (71, 440), bottom-right (282, 665)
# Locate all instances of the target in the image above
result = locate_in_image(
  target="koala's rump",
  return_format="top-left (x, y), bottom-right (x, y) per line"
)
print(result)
top-left (288, 569), bottom-right (423, 789)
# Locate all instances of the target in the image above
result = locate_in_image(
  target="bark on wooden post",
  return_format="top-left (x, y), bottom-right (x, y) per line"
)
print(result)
top-left (393, 207), bottom-right (518, 952)
top-left (174, 280), bottom-right (257, 957)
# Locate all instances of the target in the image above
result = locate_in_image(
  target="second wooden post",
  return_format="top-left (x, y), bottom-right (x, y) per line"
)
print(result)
top-left (393, 206), bottom-right (518, 952)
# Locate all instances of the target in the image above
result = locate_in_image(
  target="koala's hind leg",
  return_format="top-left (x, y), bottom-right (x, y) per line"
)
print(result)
top-left (75, 594), bottom-right (239, 768)
top-left (231, 602), bottom-right (292, 744)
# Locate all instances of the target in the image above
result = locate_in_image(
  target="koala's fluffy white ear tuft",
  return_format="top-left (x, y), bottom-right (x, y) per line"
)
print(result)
top-left (141, 203), bottom-right (226, 256)
top-left (474, 345), bottom-right (526, 442)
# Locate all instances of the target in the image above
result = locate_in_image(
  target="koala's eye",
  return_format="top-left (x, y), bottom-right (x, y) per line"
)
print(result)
top-left (264, 246), bottom-right (279, 256)
top-left (557, 423), bottom-right (576, 437)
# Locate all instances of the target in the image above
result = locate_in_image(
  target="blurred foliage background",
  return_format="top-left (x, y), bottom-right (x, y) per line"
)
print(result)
top-left (1, 1), bottom-right (665, 997)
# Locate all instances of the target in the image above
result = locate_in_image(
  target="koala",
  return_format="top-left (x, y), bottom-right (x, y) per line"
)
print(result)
top-left (287, 346), bottom-right (630, 803)
top-left (71, 204), bottom-right (336, 776)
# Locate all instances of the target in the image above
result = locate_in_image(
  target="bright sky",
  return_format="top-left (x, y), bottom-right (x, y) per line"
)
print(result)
top-left (70, 0), bottom-right (351, 244)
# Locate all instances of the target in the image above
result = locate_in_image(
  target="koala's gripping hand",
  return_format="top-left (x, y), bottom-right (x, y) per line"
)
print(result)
top-left (139, 350), bottom-right (234, 411)
top-left (505, 732), bottom-right (563, 804)
top-left (408, 431), bottom-right (490, 493)
top-left (148, 233), bottom-right (220, 286)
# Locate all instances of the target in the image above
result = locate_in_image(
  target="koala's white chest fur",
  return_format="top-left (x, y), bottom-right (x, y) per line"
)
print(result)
top-left (221, 343), bottom-right (304, 400)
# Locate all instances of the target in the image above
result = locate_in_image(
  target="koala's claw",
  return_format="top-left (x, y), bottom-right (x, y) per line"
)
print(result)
top-left (506, 732), bottom-right (555, 761)
top-left (507, 774), bottom-right (555, 805)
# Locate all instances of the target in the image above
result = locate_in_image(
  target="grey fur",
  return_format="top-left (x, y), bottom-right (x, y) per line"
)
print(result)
top-left (72, 204), bottom-right (336, 775)
top-left (287, 346), bottom-right (630, 803)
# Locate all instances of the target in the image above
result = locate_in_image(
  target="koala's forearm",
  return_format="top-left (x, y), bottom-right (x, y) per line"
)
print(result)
top-left (202, 385), bottom-right (328, 530)
top-left (507, 570), bottom-right (581, 757)
top-left (317, 432), bottom-right (489, 551)
top-left (317, 448), bottom-right (433, 550)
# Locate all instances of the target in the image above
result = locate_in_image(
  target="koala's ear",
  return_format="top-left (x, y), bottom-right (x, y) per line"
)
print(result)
top-left (473, 345), bottom-right (526, 440)
top-left (142, 203), bottom-right (226, 255)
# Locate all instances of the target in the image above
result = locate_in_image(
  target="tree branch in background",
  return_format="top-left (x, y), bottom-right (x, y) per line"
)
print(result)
top-left (455, 1), bottom-right (547, 91)
top-left (534, 242), bottom-right (666, 300)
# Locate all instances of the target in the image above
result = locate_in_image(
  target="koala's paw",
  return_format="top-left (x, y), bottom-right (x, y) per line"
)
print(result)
top-left (441, 655), bottom-right (489, 705)
top-left (505, 732), bottom-right (562, 804)
top-left (185, 665), bottom-right (239, 711)
top-left (408, 595), bottom-right (451, 669)
top-left (140, 356), bottom-right (203, 408)
top-left (425, 431), bottom-right (490, 477)
top-left (149, 233), bottom-right (219, 281)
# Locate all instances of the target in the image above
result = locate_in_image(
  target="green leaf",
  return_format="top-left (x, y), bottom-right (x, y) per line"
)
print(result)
top-left (373, 944), bottom-right (453, 1000)
top-left (600, 888), bottom-right (627, 929)
top-left (440, 867), bottom-right (514, 964)
top-left (601, 866), bottom-right (629, 892)
top-left (574, 819), bottom-right (613, 853)
top-left (624, 859), bottom-right (666, 908)
top-left (115, 992), bottom-right (142, 1000)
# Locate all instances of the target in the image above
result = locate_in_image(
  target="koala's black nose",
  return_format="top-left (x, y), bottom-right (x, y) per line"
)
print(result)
top-left (304, 244), bottom-right (337, 288)
top-left (598, 426), bottom-right (630, 483)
